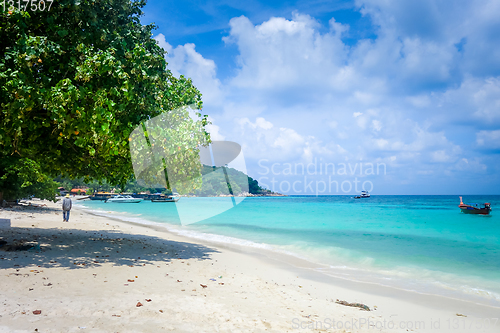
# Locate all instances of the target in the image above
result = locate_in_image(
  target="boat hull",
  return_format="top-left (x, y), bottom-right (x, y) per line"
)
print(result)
top-left (459, 205), bottom-right (491, 215)
top-left (104, 194), bottom-right (144, 203)
top-left (151, 198), bottom-right (180, 202)
top-left (460, 208), bottom-right (491, 215)
top-left (89, 196), bottom-right (108, 201)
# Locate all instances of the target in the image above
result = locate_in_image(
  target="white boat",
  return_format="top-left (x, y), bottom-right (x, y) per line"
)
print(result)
top-left (105, 195), bottom-right (143, 203)
top-left (354, 191), bottom-right (370, 199)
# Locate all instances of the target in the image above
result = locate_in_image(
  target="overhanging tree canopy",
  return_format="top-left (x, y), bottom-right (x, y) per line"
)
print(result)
top-left (0, 0), bottom-right (210, 200)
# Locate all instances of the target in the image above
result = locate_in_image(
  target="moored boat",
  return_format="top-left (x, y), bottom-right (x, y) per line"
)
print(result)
top-left (89, 192), bottom-right (115, 201)
top-left (458, 196), bottom-right (491, 215)
top-left (105, 195), bottom-right (143, 203)
top-left (89, 195), bottom-right (108, 201)
top-left (354, 191), bottom-right (370, 199)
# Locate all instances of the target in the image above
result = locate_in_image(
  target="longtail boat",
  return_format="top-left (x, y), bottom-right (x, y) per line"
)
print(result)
top-left (458, 196), bottom-right (491, 215)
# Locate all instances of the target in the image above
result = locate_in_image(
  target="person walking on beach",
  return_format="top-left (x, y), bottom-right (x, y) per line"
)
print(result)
top-left (62, 194), bottom-right (72, 222)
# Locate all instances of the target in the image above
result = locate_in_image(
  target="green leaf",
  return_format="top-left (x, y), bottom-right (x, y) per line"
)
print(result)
top-left (0, 0), bottom-right (207, 198)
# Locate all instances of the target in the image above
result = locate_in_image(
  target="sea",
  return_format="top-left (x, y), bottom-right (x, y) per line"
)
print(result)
top-left (79, 195), bottom-right (500, 307)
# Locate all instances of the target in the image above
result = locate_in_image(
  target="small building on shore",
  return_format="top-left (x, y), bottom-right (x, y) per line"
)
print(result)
top-left (70, 187), bottom-right (89, 196)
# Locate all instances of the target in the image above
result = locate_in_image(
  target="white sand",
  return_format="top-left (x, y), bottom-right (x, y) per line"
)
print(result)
top-left (0, 200), bottom-right (498, 333)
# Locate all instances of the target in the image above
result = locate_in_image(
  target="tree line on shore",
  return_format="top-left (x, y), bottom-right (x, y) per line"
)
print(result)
top-left (56, 165), bottom-right (270, 197)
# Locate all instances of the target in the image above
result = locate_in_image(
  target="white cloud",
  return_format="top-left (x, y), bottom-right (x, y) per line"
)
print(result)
top-left (355, 113), bottom-right (369, 129)
top-left (205, 117), bottom-right (226, 141)
top-left (472, 78), bottom-right (500, 122)
top-left (406, 95), bottom-right (432, 108)
top-left (238, 117), bottom-right (274, 130)
top-left (274, 128), bottom-right (305, 150)
top-left (372, 120), bottom-right (382, 131)
top-left (433, 77), bottom-right (500, 126)
top-left (223, 13), bottom-right (352, 90)
top-left (154, 34), bottom-right (224, 106)
top-left (431, 150), bottom-right (451, 163)
top-left (477, 130), bottom-right (500, 148)
top-left (374, 138), bottom-right (388, 148)
top-left (235, 117), bottom-right (334, 164)
top-left (154, 2), bottom-right (500, 192)
top-left (452, 158), bottom-right (488, 173)
top-left (356, 0), bottom-right (500, 79)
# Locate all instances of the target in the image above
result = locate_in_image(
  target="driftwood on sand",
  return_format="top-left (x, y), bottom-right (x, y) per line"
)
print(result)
top-left (335, 299), bottom-right (371, 311)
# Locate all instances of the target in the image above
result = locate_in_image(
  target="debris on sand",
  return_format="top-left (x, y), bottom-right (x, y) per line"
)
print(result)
top-left (335, 299), bottom-right (370, 311)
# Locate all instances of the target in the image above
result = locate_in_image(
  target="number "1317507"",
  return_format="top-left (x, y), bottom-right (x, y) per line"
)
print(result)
top-left (2, 0), bottom-right (54, 12)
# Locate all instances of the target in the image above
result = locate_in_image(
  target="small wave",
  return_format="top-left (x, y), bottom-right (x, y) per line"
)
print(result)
top-left (77, 203), bottom-right (500, 308)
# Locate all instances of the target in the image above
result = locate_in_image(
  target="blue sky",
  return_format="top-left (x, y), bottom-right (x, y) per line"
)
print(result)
top-left (141, 0), bottom-right (500, 195)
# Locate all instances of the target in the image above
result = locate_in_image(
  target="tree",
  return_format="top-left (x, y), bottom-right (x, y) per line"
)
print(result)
top-left (0, 156), bottom-right (59, 201)
top-left (0, 0), bottom-right (210, 200)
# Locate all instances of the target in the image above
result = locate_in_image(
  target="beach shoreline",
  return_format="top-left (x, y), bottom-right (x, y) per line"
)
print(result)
top-left (79, 196), bottom-right (500, 310)
top-left (0, 199), bottom-right (498, 332)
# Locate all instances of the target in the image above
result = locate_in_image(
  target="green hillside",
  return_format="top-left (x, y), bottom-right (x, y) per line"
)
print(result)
top-left (197, 165), bottom-right (269, 196)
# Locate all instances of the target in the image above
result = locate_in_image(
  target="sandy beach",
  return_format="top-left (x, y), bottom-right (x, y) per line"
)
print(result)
top-left (0, 199), bottom-right (498, 333)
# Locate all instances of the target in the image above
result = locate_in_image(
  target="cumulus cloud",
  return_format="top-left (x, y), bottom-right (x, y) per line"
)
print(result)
top-left (154, 34), bottom-right (224, 106)
top-left (223, 13), bottom-right (353, 92)
top-left (453, 158), bottom-right (488, 173)
top-left (352, 0), bottom-right (500, 94)
top-left (154, 1), bottom-right (500, 192)
top-left (477, 130), bottom-right (500, 149)
top-left (205, 116), bottom-right (226, 141)
top-left (431, 77), bottom-right (500, 128)
top-left (235, 117), bottom-right (335, 164)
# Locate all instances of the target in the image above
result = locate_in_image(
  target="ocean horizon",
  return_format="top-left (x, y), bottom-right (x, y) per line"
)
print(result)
top-left (80, 195), bottom-right (500, 308)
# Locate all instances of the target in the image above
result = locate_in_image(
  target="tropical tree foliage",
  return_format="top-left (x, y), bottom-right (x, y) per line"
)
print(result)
top-left (0, 0), bottom-right (209, 200)
top-left (0, 156), bottom-right (59, 201)
top-left (130, 105), bottom-right (210, 194)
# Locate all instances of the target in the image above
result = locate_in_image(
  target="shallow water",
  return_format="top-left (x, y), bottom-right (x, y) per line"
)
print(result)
top-left (81, 195), bottom-right (500, 306)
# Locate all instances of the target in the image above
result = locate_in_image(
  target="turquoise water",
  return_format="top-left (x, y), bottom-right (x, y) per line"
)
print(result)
top-left (81, 195), bottom-right (500, 306)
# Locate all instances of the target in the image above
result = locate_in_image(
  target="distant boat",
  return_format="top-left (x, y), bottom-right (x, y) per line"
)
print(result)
top-left (89, 195), bottom-right (108, 201)
top-left (105, 195), bottom-right (143, 203)
top-left (89, 192), bottom-right (114, 201)
top-left (354, 191), bottom-right (370, 199)
top-left (151, 193), bottom-right (180, 203)
top-left (458, 196), bottom-right (491, 215)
